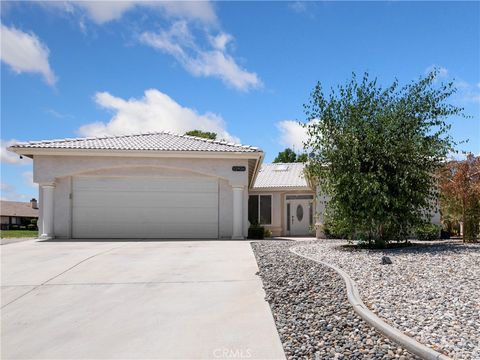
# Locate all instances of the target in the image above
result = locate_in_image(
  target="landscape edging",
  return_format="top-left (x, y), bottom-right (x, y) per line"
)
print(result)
top-left (290, 245), bottom-right (452, 360)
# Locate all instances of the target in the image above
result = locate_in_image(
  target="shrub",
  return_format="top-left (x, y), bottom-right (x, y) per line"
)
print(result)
top-left (464, 198), bottom-right (480, 242)
top-left (440, 229), bottom-right (451, 239)
top-left (248, 225), bottom-right (264, 239)
top-left (10, 225), bottom-right (19, 230)
top-left (27, 224), bottom-right (37, 230)
top-left (416, 224), bottom-right (441, 241)
top-left (264, 228), bottom-right (272, 238)
top-left (322, 216), bottom-right (350, 239)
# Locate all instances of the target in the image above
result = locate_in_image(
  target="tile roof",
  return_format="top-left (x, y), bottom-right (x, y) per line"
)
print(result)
top-left (252, 163), bottom-right (311, 189)
top-left (1, 201), bottom-right (39, 218)
top-left (9, 131), bottom-right (262, 153)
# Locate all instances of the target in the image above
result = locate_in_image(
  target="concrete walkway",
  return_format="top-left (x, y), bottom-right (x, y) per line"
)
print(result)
top-left (1, 239), bottom-right (285, 359)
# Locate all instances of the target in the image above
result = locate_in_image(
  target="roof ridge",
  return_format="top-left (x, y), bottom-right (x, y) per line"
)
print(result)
top-left (13, 131), bottom-right (259, 150)
top-left (170, 131), bottom-right (257, 150)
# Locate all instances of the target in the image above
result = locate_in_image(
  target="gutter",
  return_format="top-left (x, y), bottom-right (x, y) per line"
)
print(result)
top-left (7, 147), bottom-right (264, 160)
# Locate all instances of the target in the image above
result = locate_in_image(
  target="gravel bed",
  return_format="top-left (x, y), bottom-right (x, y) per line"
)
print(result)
top-left (294, 240), bottom-right (480, 360)
top-left (251, 241), bottom-right (418, 359)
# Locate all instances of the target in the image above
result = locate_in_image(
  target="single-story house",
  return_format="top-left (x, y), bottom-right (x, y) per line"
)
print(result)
top-left (1, 199), bottom-right (39, 230)
top-left (8, 132), bottom-right (264, 240)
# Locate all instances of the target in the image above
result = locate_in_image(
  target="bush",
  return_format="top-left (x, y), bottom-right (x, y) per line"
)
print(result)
top-left (27, 224), bottom-right (37, 230)
top-left (440, 229), bottom-right (451, 239)
top-left (264, 228), bottom-right (272, 238)
top-left (248, 225), bottom-right (264, 239)
top-left (10, 225), bottom-right (19, 230)
top-left (416, 224), bottom-right (441, 241)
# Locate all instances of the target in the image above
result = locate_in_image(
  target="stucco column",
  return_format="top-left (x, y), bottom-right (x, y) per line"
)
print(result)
top-left (232, 186), bottom-right (244, 239)
top-left (40, 183), bottom-right (55, 239)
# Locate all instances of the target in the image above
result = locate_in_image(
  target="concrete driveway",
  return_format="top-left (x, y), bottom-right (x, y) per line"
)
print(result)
top-left (1, 239), bottom-right (285, 359)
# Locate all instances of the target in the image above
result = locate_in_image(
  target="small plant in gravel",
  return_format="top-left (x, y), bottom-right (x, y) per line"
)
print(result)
top-left (303, 70), bottom-right (466, 248)
top-left (415, 224), bottom-right (441, 241)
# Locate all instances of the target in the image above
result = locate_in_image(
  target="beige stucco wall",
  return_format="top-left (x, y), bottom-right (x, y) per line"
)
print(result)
top-left (34, 155), bottom-right (251, 239)
top-left (249, 189), bottom-right (315, 236)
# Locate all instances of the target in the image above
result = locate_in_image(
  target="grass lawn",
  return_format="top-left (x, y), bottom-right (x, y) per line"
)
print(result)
top-left (0, 230), bottom-right (38, 238)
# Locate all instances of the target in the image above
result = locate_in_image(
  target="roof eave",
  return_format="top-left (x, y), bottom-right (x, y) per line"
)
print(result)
top-left (7, 147), bottom-right (263, 160)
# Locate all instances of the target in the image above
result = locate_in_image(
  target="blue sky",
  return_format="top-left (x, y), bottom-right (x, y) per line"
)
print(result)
top-left (1, 1), bottom-right (479, 201)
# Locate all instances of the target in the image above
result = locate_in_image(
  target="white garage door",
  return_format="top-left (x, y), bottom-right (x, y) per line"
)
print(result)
top-left (72, 176), bottom-right (219, 239)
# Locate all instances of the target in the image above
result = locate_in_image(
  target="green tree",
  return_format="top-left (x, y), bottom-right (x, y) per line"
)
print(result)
top-left (273, 148), bottom-right (308, 163)
top-left (296, 153), bottom-right (308, 163)
top-left (273, 148), bottom-right (297, 163)
top-left (304, 71), bottom-right (463, 247)
top-left (185, 130), bottom-right (217, 140)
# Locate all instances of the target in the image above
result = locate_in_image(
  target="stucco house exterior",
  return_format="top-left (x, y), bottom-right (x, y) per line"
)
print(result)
top-left (8, 132), bottom-right (264, 240)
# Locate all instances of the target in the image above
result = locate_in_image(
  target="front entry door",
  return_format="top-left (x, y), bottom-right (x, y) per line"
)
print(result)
top-left (286, 198), bottom-right (311, 236)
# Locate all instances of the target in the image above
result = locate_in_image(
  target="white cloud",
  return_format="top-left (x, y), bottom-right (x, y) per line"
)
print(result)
top-left (22, 171), bottom-right (37, 189)
top-left (78, 89), bottom-right (240, 143)
top-left (0, 139), bottom-right (31, 165)
top-left (0, 182), bottom-right (29, 201)
top-left (44, 1), bottom-right (217, 25)
top-left (277, 120), bottom-right (308, 151)
top-left (140, 22), bottom-right (261, 91)
top-left (425, 66), bottom-right (479, 104)
top-left (453, 79), bottom-right (480, 104)
top-left (0, 23), bottom-right (57, 85)
top-left (289, 1), bottom-right (308, 13)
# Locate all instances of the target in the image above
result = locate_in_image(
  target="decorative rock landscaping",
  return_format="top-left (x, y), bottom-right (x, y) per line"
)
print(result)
top-left (294, 240), bottom-right (480, 360)
top-left (251, 241), bottom-right (418, 359)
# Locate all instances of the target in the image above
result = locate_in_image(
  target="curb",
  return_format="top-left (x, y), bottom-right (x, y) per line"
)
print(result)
top-left (290, 245), bottom-right (452, 360)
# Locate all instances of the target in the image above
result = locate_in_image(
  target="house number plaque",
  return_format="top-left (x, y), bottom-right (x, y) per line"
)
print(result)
top-left (232, 166), bottom-right (246, 172)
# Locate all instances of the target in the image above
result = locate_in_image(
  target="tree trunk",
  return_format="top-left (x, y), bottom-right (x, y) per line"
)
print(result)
top-left (462, 196), bottom-right (466, 243)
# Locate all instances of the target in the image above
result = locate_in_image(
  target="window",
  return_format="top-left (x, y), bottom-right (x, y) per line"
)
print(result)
top-left (248, 195), bottom-right (259, 225)
top-left (286, 203), bottom-right (291, 231)
top-left (248, 195), bottom-right (272, 225)
top-left (286, 194), bottom-right (314, 200)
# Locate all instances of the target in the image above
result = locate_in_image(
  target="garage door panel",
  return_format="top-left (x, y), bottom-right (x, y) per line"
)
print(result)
top-left (73, 193), bottom-right (217, 208)
top-left (73, 177), bottom-right (218, 193)
top-left (72, 176), bottom-right (219, 239)
top-left (73, 209), bottom-right (218, 224)
top-left (75, 224), bottom-right (218, 239)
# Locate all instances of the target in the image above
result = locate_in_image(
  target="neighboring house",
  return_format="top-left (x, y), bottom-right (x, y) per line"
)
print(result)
top-left (249, 163), bottom-right (315, 236)
top-left (9, 132), bottom-right (263, 240)
top-left (0, 199), bottom-right (39, 230)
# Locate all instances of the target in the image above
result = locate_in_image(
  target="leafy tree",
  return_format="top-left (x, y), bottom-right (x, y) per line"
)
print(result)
top-left (439, 154), bottom-right (480, 242)
top-left (296, 153), bottom-right (308, 163)
top-left (304, 71), bottom-right (464, 247)
top-left (185, 130), bottom-right (217, 140)
top-left (274, 148), bottom-right (297, 163)
top-left (273, 148), bottom-right (308, 163)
